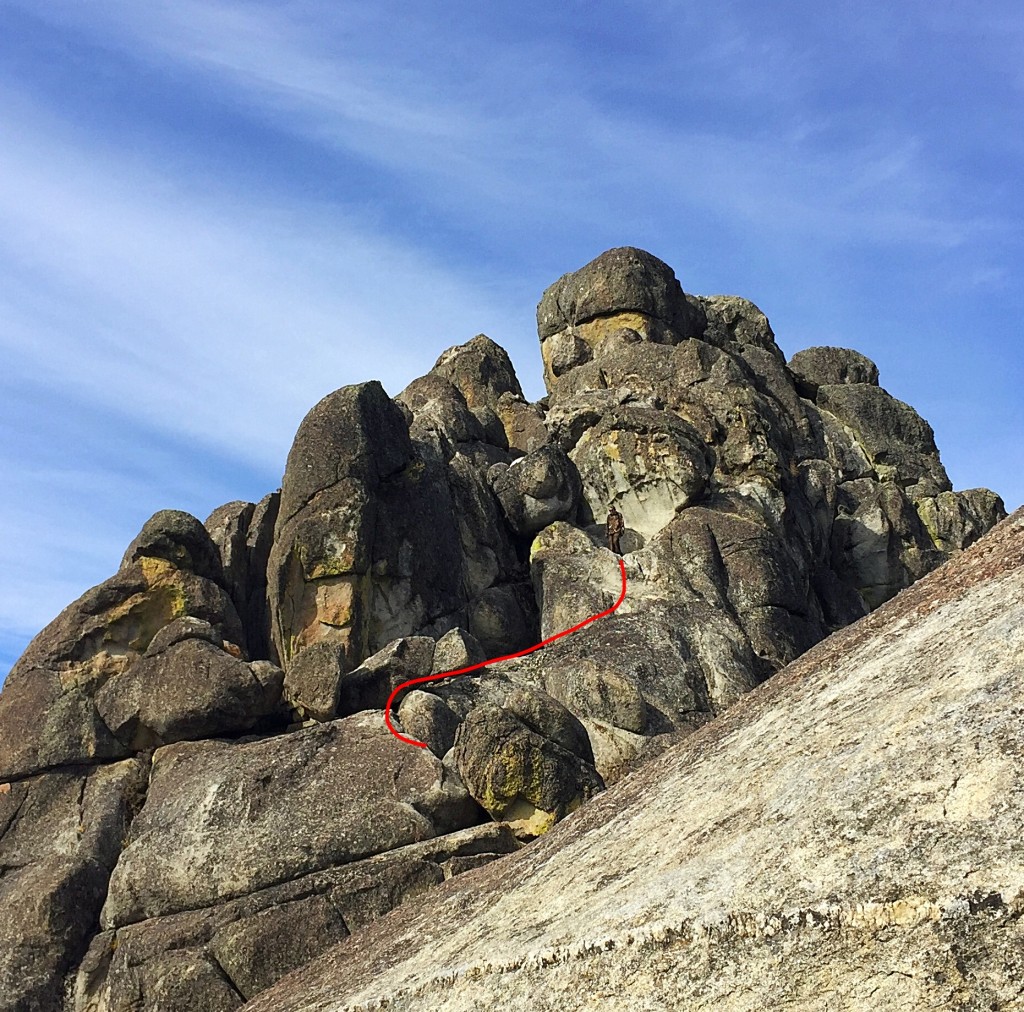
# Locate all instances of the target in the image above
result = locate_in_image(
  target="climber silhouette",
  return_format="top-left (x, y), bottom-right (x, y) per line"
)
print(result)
top-left (606, 505), bottom-right (624, 555)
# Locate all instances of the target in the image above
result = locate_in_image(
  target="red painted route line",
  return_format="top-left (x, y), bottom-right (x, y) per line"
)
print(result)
top-left (384, 557), bottom-right (628, 748)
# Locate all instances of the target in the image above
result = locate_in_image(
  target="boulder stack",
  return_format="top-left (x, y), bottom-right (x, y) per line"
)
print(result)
top-left (0, 248), bottom-right (1007, 1011)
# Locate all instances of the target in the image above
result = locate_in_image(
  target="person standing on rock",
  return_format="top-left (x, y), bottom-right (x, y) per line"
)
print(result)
top-left (606, 505), bottom-right (624, 555)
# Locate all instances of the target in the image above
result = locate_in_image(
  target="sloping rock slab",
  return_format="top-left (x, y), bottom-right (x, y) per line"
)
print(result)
top-left (243, 509), bottom-right (1024, 1012)
top-left (101, 712), bottom-right (482, 929)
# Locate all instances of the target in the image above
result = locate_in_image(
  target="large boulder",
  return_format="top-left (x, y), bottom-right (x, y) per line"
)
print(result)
top-left (788, 345), bottom-right (880, 397)
top-left (915, 487), bottom-right (1007, 553)
top-left (452, 703), bottom-right (603, 838)
top-left (101, 711), bottom-right (483, 929)
top-left (269, 373), bottom-right (534, 682)
top-left (93, 621), bottom-right (284, 750)
top-left (75, 823), bottom-right (519, 1012)
top-left (430, 334), bottom-right (525, 447)
top-left (537, 248), bottom-right (706, 389)
top-left (0, 556), bottom-right (246, 781)
top-left (490, 445), bottom-right (581, 537)
top-left (122, 509), bottom-right (225, 588)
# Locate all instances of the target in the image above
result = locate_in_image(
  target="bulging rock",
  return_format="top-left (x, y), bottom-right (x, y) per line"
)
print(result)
top-left (536, 247), bottom-right (707, 389)
top-left (831, 477), bottom-right (942, 608)
top-left (396, 374), bottom-right (486, 449)
top-left (122, 509), bottom-right (225, 587)
top-left (698, 294), bottom-right (785, 364)
top-left (915, 487), bottom-right (1007, 553)
top-left (570, 406), bottom-right (711, 538)
top-left (93, 634), bottom-right (283, 750)
top-left (431, 334), bottom-right (525, 412)
top-left (491, 445), bottom-right (581, 537)
top-left (494, 392), bottom-right (549, 456)
top-left (453, 703), bottom-right (604, 837)
top-left (397, 689), bottom-right (461, 757)
top-left (0, 557), bottom-right (245, 780)
top-left (788, 345), bottom-right (880, 397)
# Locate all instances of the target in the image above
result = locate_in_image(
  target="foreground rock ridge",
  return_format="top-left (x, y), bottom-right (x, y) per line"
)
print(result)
top-left (0, 247), bottom-right (1008, 1011)
top-left (244, 506), bottom-right (1024, 1011)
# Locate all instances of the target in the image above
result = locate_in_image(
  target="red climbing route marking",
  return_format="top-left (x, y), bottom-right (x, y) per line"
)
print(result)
top-left (385, 557), bottom-right (628, 747)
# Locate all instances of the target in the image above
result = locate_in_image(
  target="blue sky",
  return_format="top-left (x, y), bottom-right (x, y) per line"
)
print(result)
top-left (2, 0), bottom-right (1022, 679)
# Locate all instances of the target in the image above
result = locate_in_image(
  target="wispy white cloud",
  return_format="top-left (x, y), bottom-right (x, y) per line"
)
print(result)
top-left (15, 0), bottom-right (999, 256)
top-left (0, 92), bottom-right (520, 469)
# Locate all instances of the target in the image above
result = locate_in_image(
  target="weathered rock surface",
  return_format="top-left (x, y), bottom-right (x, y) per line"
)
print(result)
top-left (0, 555), bottom-right (248, 781)
top-left (75, 824), bottom-right (519, 1012)
top-left (121, 509), bottom-right (225, 587)
top-left (269, 355), bottom-right (534, 687)
top-left (537, 247), bottom-right (706, 388)
top-left (205, 492), bottom-right (280, 662)
top-left (0, 759), bottom-right (147, 1012)
top-left (93, 629), bottom-right (283, 750)
top-left (451, 696), bottom-right (601, 837)
top-left (101, 711), bottom-right (483, 929)
top-left (788, 344), bottom-right (880, 395)
top-left (60, 713), bottom-right (513, 1012)
top-left (242, 508), bottom-right (1024, 1012)
top-left (521, 250), bottom-right (1005, 759)
top-left (0, 246), bottom-right (1010, 1010)
top-left (489, 445), bottom-right (581, 536)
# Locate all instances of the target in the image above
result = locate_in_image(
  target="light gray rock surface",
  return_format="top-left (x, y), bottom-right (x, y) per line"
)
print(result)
top-left (241, 508), bottom-right (1024, 1012)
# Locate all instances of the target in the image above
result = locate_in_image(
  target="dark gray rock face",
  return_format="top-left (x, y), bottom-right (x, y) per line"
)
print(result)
top-left (0, 759), bottom-right (147, 1012)
top-left (269, 370), bottom-right (533, 686)
top-left (59, 716), bottom-right (501, 1010)
top-left (205, 492), bottom-right (280, 662)
top-left (0, 246), bottom-right (1007, 1011)
top-left (334, 636), bottom-right (436, 718)
top-left (788, 345), bottom-right (880, 396)
top-left (0, 558), bottom-right (248, 782)
top-left (122, 509), bottom-right (225, 588)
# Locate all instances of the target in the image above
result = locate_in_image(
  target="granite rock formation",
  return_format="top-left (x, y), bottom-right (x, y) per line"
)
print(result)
top-left (0, 247), bottom-right (1007, 1011)
top-left (243, 507), bottom-right (1024, 1012)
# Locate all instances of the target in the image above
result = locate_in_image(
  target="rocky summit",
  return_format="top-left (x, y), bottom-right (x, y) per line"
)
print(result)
top-left (0, 247), bottom-right (1010, 1012)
